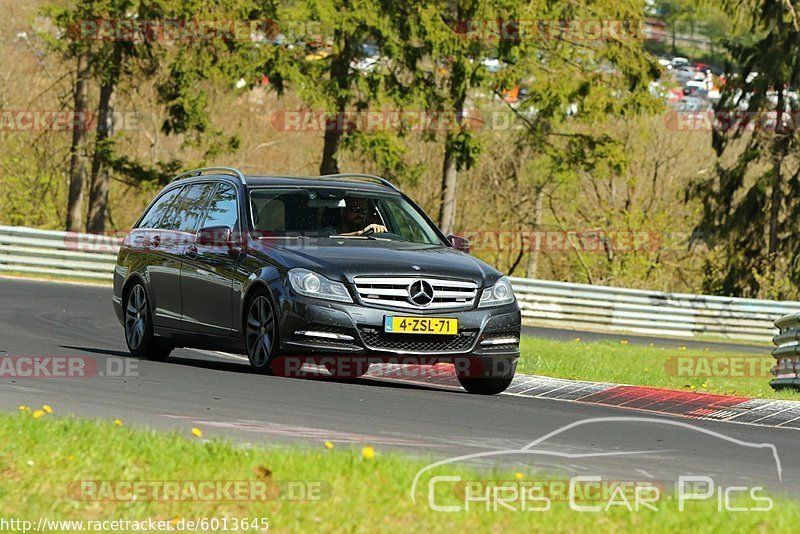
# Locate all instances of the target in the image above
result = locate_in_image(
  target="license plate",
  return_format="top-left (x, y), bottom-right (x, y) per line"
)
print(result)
top-left (384, 316), bottom-right (458, 335)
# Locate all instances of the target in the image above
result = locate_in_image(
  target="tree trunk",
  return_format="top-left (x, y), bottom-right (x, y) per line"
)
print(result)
top-left (671, 22), bottom-right (676, 55)
top-left (769, 87), bottom-right (785, 256)
top-left (320, 114), bottom-right (343, 175)
top-left (438, 138), bottom-right (458, 235)
top-left (438, 55), bottom-right (468, 236)
top-left (319, 31), bottom-right (351, 176)
top-left (769, 152), bottom-right (782, 256)
top-left (525, 187), bottom-right (544, 277)
top-left (86, 80), bottom-right (117, 233)
top-left (65, 52), bottom-right (90, 232)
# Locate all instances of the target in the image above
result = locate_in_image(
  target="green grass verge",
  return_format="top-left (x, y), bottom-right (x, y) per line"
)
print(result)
top-left (517, 336), bottom-right (800, 400)
top-left (2, 410), bottom-right (799, 532)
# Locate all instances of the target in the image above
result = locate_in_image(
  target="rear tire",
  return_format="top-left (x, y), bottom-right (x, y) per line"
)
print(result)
top-left (123, 282), bottom-right (172, 361)
top-left (244, 289), bottom-right (279, 375)
top-left (457, 360), bottom-right (517, 395)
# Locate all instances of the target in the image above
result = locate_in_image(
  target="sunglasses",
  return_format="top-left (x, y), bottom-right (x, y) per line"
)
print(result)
top-left (347, 205), bottom-right (367, 215)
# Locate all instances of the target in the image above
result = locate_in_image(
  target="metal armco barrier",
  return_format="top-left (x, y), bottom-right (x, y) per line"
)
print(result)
top-left (771, 314), bottom-right (800, 389)
top-left (0, 225), bottom-right (119, 283)
top-left (510, 277), bottom-right (800, 343)
top-left (1, 225), bottom-right (797, 343)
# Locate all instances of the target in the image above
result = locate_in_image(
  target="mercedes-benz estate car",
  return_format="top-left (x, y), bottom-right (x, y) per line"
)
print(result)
top-left (112, 167), bottom-right (521, 394)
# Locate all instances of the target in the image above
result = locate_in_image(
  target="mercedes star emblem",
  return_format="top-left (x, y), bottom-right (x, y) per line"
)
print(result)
top-left (408, 280), bottom-right (434, 306)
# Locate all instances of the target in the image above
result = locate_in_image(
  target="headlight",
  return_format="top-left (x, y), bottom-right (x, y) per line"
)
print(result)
top-left (478, 276), bottom-right (515, 308)
top-left (288, 268), bottom-right (353, 303)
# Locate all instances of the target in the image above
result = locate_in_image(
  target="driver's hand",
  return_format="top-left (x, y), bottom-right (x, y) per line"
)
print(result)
top-left (360, 224), bottom-right (387, 235)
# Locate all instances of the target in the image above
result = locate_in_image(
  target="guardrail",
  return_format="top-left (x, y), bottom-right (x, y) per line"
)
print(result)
top-left (2, 225), bottom-right (797, 343)
top-left (0, 225), bottom-right (119, 283)
top-left (510, 278), bottom-right (800, 343)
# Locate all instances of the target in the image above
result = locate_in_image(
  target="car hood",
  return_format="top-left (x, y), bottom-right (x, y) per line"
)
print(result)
top-left (248, 238), bottom-right (501, 286)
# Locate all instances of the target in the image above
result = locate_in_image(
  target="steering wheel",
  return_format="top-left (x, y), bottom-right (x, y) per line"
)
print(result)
top-left (362, 229), bottom-right (406, 241)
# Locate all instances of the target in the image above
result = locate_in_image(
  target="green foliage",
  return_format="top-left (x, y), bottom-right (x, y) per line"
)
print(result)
top-left (689, 0), bottom-right (800, 298)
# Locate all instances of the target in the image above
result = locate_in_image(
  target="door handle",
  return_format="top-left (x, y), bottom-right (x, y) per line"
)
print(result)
top-left (185, 244), bottom-right (198, 258)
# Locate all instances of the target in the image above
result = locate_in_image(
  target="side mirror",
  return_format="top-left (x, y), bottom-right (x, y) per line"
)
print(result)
top-left (197, 226), bottom-right (233, 249)
top-left (448, 234), bottom-right (470, 254)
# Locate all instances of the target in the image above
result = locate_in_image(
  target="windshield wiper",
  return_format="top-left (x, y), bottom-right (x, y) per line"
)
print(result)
top-left (330, 234), bottom-right (379, 240)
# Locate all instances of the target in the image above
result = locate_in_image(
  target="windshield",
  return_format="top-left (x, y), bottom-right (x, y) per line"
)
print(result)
top-left (248, 187), bottom-right (445, 245)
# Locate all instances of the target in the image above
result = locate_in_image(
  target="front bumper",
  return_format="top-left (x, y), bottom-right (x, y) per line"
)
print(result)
top-left (277, 295), bottom-right (521, 361)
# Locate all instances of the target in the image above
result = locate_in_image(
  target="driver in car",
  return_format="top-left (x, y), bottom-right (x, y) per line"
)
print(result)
top-left (336, 197), bottom-right (388, 236)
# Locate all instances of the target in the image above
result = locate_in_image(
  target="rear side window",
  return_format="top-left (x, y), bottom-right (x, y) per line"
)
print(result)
top-left (162, 183), bottom-right (216, 232)
top-left (200, 183), bottom-right (239, 230)
top-left (137, 187), bottom-right (183, 229)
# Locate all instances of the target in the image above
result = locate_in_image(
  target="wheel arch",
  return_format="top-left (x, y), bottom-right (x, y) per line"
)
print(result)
top-left (121, 272), bottom-right (149, 311)
top-left (239, 267), bottom-right (285, 332)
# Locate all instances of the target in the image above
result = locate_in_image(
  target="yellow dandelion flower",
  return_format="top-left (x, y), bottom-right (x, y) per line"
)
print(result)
top-left (574, 337), bottom-right (581, 342)
top-left (514, 472), bottom-right (524, 480)
top-left (191, 427), bottom-right (203, 437)
top-left (32, 410), bottom-right (45, 418)
top-left (324, 440), bottom-right (334, 449)
top-left (42, 405), bottom-right (52, 414)
top-left (18, 405), bottom-right (29, 411)
top-left (362, 446), bottom-right (376, 460)
top-left (113, 419), bottom-right (123, 427)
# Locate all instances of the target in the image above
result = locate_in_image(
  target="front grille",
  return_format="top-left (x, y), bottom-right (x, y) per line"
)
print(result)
top-left (358, 327), bottom-right (477, 354)
top-left (353, 276), bottom-right (478, 310)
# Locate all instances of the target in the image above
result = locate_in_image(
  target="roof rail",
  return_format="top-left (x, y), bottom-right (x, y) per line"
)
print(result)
top-left (172, 167), bottom-right (247, 186)
top-left (318, 173), bottom-right (399, 191)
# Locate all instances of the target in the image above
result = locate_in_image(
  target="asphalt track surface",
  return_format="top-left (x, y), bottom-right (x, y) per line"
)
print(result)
top-left (0, 277), bottom-right (796, 498)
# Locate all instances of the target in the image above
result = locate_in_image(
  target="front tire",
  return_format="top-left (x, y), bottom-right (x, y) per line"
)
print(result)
top-left (124, 282), bottom-right (172, 361)
top-left (244, 289), bottom-right (279, 375)
top-left (457, 359), bottom-right (517, 395)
